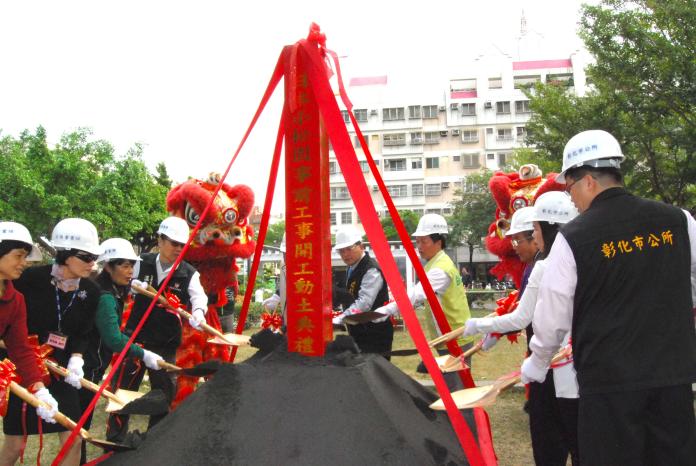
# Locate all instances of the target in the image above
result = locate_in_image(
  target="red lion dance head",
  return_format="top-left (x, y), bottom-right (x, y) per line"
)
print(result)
top-left (485, 164), bottom-right (563, 287)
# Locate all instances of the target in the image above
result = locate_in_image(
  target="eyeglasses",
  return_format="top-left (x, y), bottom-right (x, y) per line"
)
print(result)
top-left (73, 251), bottom-right (99, 263)
top-left (162, 235), bottom-right (185, 248)
top-left (511, 236), bottom-right (534, 247)
top-left (564, 178), bottom-right (579, 194)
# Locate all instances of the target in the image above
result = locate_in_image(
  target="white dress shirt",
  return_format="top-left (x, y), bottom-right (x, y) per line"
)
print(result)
top-left (133, 255), bottom-right (208, 314)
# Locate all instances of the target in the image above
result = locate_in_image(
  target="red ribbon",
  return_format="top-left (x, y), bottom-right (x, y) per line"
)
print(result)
top-left (27, 335), bottom-right (54, 386)
top-left (0, 359), bottom-right (19, 417)
top-left (260, 312), bottom-right (283, 331)
top-left (490, 291), bottom-right (521, 343)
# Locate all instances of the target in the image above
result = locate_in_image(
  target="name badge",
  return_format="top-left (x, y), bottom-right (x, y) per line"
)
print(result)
top-left (47, 332), bottom-right (68, 350)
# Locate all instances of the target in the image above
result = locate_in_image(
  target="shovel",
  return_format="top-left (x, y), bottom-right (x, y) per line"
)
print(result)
top-left (156, 359), bottom-right (221, 377)
top-left (132, 285), bottom-right (250, 347)
top-left (429, 346), bottom-right (573, 410)
top-left (342, 311), bottom-right (389, 325)
top-left (9, 381), bottom-right (133, 451)
top-left (42, 360), bottom-right (150, 414)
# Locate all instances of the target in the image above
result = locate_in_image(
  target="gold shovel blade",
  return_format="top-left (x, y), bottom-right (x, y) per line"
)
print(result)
top-left (429, 386), bottom-right (494, 410)
top-left (434, 354), bottom-right (467, 373)
top-left (207, 333), bottom-right (251, 346)
top-left (104, 389), bottom-right (144, 413)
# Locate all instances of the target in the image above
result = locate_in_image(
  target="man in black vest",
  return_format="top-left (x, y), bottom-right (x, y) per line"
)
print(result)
top-left (332, 227), bottom-right (393, 358)
top-left (107, 216), bottom-right (209, 442)
top-left (521, 130), bottom-right (696, 465)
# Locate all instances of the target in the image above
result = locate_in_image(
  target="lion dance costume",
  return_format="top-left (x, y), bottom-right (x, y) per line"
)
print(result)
top-left (166, 173), bottom-right (256, 407)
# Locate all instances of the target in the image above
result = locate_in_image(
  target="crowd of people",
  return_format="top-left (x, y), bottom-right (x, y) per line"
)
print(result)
top-left (1, 129), bottom-right (695, 465)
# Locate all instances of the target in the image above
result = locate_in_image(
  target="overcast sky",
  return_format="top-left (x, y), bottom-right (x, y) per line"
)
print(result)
top-left (0, 0), bottom-right (593, 213)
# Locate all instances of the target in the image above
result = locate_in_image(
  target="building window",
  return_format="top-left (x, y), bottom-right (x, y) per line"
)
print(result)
top-left (426, 208), bottom-right (442, 214)
top-left (443, 208), bottom-right (452, 215)
top-left (330, 186), bottom-right (350, 200)
top-left (452, 155), bottom-right (461, 162)
top-left (547, 73), bottom-right (573, 86)
top-left (384, 158), bottom-right (407, 171)
top-left (461, 130), bottom-right (478, 143)
top-left (353, 135), bottom-right (362, 148)
top-left (486, 127), bottom-right (494, 134)
top-left (496, 101), bottom-right (511, 114)
top-left (383, 133), bottom-right (406, 146)
top-left (387, 185), bottom-right (408, 198)
top-left (498, 153), bottom-right (509, 166)
top-left (329, 161), bottom-right (338, 174)
top-left (330, 212), bottom-right (336, 225)
top-left (341, 212), bottom-right (352, 224)
top-left (497, 128), bottom-right (513, 141)
top-left (487, 153), bottom-right (495, 160)
top-left (359, 161), bottom-right (369, 173)
top-left (383, 107), bottom-right (405, 121)
top-left (354, 108), bottom-right (368, 122)
top-left (515, 100), bottom-right (530, 113)
top-left (341, 110), bottom-right (350, 123)
top-left (424, 131), bottom-right (440, 144)
top-left (488, 77), bottom-right (502, 89)
top-left (425, 184), bottom-right (442, 196)
top-left (408, 105), bottom-right (421, 119)
top-left (514, 75), bottom-right (541, 89)
top-left (411, 159), bottom-right (422, 169)
top-left (410, 132), bottom-right (423, 144)
top-left (412, 184), bottom-right (424, 196)
top-left (426, 157), bottom-right (440, 169)
top-left (517, 127), bottom-right (527, 140)
top-left (461, 103), bottom-right (476, 116)
top-left (413, 208), bottom-right (424, 216)
top-left (422, 105), bottom-right (438, 119)
top-left (462, 153), bottom-right (480, 168)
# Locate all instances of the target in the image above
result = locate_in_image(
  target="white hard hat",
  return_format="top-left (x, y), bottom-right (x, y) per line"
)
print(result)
top-left (530, 192), bottom-right (579, 225)
top-left (0, 221), bottom-right (42, 261)
top-left (505, 207), bottom-right (536, 236)
top-left (412, 214), bottom-right (448, 237)
top-left (557, 130), bottom-right (624, 183)
top-left (157, 217), bottom-right (190, 244)
top-left (334, 227), bottom-right (363, 250)
top-left (51, 218), bottom-right (103, 255)
top-left (98, 238), bottom-right (141, 263)
top-left (279, 233), bottom-right (286, 253)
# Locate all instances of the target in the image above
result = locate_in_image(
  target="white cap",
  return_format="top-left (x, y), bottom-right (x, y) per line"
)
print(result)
top-left (0, 221), bottom-right (42, 261)
top-left (157, 217), bottom-right (190, 244)
top-left (334, 227), bottom-right (363, 250)
top-left (557, 130), bottom-right (624, 183)
top-left (505, 207), bottom-right (536, 236)
top-left (412, 214), bottom-right (448, 236)
top-left (50, 218), bottom-right (103, 255)
top-left (98, 238), bottom-right (141, 263)
top-left (530, 192), bottom-right (579, 225)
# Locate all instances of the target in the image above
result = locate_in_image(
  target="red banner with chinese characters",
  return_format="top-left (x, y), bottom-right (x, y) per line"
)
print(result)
top-left (283, 47), bottom-right (333, 356)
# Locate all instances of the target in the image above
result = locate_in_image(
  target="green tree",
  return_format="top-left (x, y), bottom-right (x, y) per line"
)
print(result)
top-left (447, 170), bottom-right (497, 270)
top-left (379, 210), bottom-right (420, 241)
top-left (516, 0), bottom-right (696, 207)
top-left (0, 127), bottom-right (169, 248)
top-left (264, 221), bottom-right (286, 248)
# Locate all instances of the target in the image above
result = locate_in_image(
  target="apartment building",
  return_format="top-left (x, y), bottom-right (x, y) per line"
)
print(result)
top-left (328, 52), bottom-right (587, 235)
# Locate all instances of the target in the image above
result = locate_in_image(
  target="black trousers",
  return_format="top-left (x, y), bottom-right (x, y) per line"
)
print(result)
top-left (528, 372), bottom-right (579, 466)
top-left (347, 320), bottom-right (394, 360)
top-left (105, 345), bottom-right (177, 442)
top-left (578, 383), bottom-right (696, 466)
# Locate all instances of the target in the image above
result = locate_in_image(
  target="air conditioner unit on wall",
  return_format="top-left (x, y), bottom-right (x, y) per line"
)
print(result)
top-left (451, 129), bottom-right (461, 136)
top-left (484, 101), bottom-right (493, 109)
top-left (450, 103), bottom-right (459, 110)
top-left (439, 130), bottom-right (448, 137)
top-left (438, 106), bottom-right (446, 111)
top-left (372, 185), bottom-right (379, 192)
top-left (370, 109), bottom-right (378, 115)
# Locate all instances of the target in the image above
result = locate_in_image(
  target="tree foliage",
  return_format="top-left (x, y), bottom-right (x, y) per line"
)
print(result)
top-left (516, 0), bottom-right (696, 208)
top-left (379, 210), bottom-right (420, 241)
top-left (264, 221), bottom-right (286, 248)
top-left (0, 127), bottom-right (170, 247)
top-left (447, 170), bottom-right (497, 264)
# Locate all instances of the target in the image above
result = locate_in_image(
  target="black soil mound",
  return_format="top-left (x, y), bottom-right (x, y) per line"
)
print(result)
top-left (104, 337), bottom-right (477, 466)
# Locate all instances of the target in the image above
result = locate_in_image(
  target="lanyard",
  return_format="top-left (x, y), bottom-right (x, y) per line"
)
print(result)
top-left (55, 286), bottom-right (78, 332)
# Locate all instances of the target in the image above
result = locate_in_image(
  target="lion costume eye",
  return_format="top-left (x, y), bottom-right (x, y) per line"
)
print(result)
top-left (223, 208), bottom-right (238, 224)
top-left (185, 204), bottom-right (201, 226)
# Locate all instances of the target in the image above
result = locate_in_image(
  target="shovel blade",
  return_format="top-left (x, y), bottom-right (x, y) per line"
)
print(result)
top-left (207, 333), bottom-right (251, 346)
top-left (429, 386), bottom-right (494, 410)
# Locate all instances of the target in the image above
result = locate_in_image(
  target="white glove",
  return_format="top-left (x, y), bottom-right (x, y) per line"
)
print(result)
top-left (520, 356), bottom-right (548, 384)
top-left (189, 308), bottom-right (206, 330)
top-left (65, 355), bottom-right (84, 389)
top-left (481, 334), bottom-right (499, 351)
top-left (130, 279), bottom-right (149, 291)
top-left (462, 318), bottom-right (481, 337)
top-left (34, 387), bottom-right (58, 424)
top-left (332, 314), bottom-right (345, 325)
top-left (142, 349), bottom-right (164, 371)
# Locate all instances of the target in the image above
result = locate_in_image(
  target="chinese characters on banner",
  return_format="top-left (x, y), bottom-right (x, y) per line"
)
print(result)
top-left (284, 51), bottom-right (333, 356)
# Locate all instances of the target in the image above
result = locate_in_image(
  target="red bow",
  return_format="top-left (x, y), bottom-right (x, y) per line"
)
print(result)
top-left (491, 290), bottom-right (521, 344)
top-left (0, 359), bottom-right (19, 417)
top-left (261, 312), bottom-right (283, 331)
top-left (27, 335), bottom-right (53, 386)
top-left (164, 291), bottom-right (182, 310)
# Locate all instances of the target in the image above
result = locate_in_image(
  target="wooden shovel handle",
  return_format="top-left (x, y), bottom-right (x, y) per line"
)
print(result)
top-left (157, 360), bottom-right (182, 372)
top-left (9, 381), bottom-right (89, 438)
top-left (43, 360), bottom-right (123, 405)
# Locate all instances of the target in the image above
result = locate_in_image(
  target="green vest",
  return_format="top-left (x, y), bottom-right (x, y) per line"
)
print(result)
top-left (423, 250), bottom-right (473, 347)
